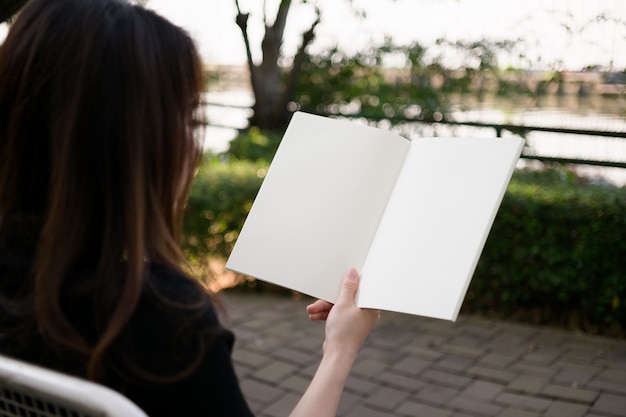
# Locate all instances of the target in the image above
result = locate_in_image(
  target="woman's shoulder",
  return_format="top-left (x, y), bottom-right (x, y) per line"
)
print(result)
top-left (118, 263), bottom-right (233, 375)
top-left (137, 263), bottom-right (226, 331)
top-left (145, 263), bottom-right (208, 300)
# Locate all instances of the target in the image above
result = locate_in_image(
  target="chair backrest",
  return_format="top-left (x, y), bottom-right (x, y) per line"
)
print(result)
top-left (0, 354), bottom-right (148, 417)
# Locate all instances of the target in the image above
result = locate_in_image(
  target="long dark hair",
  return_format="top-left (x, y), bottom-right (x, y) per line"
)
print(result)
top-left (0, 0), bottom-right (206, 381)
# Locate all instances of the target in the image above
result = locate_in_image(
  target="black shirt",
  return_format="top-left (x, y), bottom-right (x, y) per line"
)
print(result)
top-left (0, 219), bottom-right (255, 416)
top-left (101, 264), bottom-right (255, 417)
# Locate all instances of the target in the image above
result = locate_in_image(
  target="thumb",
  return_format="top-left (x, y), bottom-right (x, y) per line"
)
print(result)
top-left (336, 267), bottom-right (360, 305)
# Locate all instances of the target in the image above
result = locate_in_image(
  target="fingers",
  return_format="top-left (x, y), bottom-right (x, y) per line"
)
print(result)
top-left (305, 268), bottom-right (362, 321)
top-left (307, 299), bottom-right (331, 321)
top-left (335, 267), bottom-right (359, 306)
top-left (308, 311), bottom-right (330, 321)
top-left (306, 299), bottom-right (331, 314)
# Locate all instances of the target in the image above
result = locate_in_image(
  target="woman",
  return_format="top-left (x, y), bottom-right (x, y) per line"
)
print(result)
top-left (0, 0), bottom-right (379, 416)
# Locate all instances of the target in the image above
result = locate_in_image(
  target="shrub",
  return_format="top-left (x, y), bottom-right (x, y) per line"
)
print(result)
top-left (184, 157), bottom-right (267, 262)
top-left (224, 127), bottom-right (283, 163)
top-left (466, 168), bottom-right (626, 336)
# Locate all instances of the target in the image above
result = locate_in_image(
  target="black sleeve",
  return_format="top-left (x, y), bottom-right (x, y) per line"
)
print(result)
top-left (116, 265), bottom-right (256, 417)
top-left (126, 328), bottom-right (255, 417)
top-left (177, 330), bottom-right (256, 417)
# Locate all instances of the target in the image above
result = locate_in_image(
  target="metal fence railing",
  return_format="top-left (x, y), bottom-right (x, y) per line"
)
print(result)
top-left (207, 102), bottom-right (626, 170)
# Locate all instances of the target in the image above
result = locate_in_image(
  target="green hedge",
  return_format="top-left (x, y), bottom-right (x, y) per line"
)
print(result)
top-left (184, 157), bottom-right (268, 263)
top-left (224, 127), bottom-right (283, 163)
top-left (467, 169), bottom-right (626, 336)
top-left (184, 159), bottom-right (626, 336)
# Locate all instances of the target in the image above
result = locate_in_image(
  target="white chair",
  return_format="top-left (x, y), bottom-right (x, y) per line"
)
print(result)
top-left (0, 354), bottom-right (147, 417)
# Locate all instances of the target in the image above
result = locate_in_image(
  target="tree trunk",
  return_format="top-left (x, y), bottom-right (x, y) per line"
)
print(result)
top-left (235, 0), bottom-right (319, 131)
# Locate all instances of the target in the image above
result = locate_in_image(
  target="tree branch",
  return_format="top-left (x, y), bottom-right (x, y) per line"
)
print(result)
top-left (261, 0), bottom-right (291, 66)
top-left (280, 13), bottom-right (321, 112)
top-left (271, 0), bottom-right (291, 41)
top-left (234, 1), bottom-right (259, 93)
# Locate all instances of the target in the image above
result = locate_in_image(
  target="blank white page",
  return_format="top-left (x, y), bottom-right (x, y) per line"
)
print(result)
top-left (359, 137), bottom-right (524, 320)
top-left (226, 112), bottom-right (410, 302)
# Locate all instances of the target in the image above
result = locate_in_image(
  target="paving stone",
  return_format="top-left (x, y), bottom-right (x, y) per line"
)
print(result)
top-left (261, 393), bottom-right (300, 417)
top-left (279, 374), bottom-right (310, 393)
top-left (440, 344), bottom-right (486, 358)
top-left (369, 333), bottom-right (414, 350)
top-left (234, 362), bottom-right (255, 380)
top-left (465, 365), bottom-right (517, 383)
top-left (552, 367), bottom-right (598, 387)
top-left (543, 400), bottom-right (588, 417)
top-left (232, 327), bottom-right (263, 345)
top-left (526, 332), bottom-right (567, 348)
top-left (265, 321), bottom-right (299, 337)
top-left (596, 349), bottom-right (626, 370)
top-left (298, 361), bottom-right (319, 379)
top-left (448, 396), bottom-right (504, 416)
top-left (507, 375), bottom-right (548, 394)
top-left (591, 393), bottom-right (626, 416)
top-left (412, 333), bottom-right (450, 349)
top-left (510, 361), bottom-right (558, 378)
top-left (232, 348), bottom-right (271, 368)
top-left (239, 379), bottom-right (284, 404)
top-left (250, 308), bottom-right (288, 321)
top-left (588, 378), bottom-right (626, 395)
top-left (391, 356), bottom-right (431, 375)
top-left (337, 391), bottom-right (362, 416)
top-left (238, 318), bottom-right (276, 332)
top-left (289, 336), bottom-right (323, 353)
top-left (342, 404), bottom-right (397, 417)
top-left (359, 345), bottom-right (404, 362)
top-left (496, 408), bottom-right (536, 417)
top-left (448, 335), bottom-right (489, 348)
top-left (247, 335), bottom-right (287, 352)
top-left (252, 361), bottom-right (299, 383)
top-left (435, 354), bottom-right (476, 372)
top-left (456, 323), bottom-right (500, 341)
top-left (520, 349), bottom-right (562, 365)
top-left (541, 383), bottom-right (599, 404)
top-left (396, 400), bottom-right (453, 417)
top-left (489, 333), bottom-right (534, 350)
top-left (561, 347), bottom-right (607, 364)
top-left (416, 384), bottom-right (460, 405)
top-left (270, 347), bottom-right (316, 366)
top-left (364, 386), bottom-right (410, 410)
top-left (494, 392), bottom-right (552, 412)
top-left (345, 375), bottom-right (379, 395)
top-left (561, 337), bottom-right (617, 353)
top-left (375, 371), bottom-right (423, 392)
top-left (245, 398), bottom-right (264, 415)
top-left (352, 358), bottom-right (389, 377)
top-left (421, 369), bottom-right (474, 389)
top-left (479, 352), bottom-right (518, 368)
top-left (461, 380), bottom-right (505, 401)
top-left (553, 360), bottom-right (602, 374)
top-left (401, 344), bottom-right (444, 361)
top-left (598, 368), bottom-right (626, 383)
top-left (415, 320), bottom-right (459, 337)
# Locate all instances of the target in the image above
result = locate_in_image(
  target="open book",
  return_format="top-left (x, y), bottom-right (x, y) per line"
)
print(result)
top-left (226, 112), bottom-right (524, 320)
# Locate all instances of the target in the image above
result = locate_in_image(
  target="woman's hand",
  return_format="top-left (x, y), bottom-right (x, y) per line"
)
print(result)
top-left (290, 268), bottom-right (380, 417)
top-left (306, 268), bottom-right (380, 355)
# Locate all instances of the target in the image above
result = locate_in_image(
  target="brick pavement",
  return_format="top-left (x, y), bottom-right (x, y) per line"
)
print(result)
top-left (219, 291), bottom-right (626, 417)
